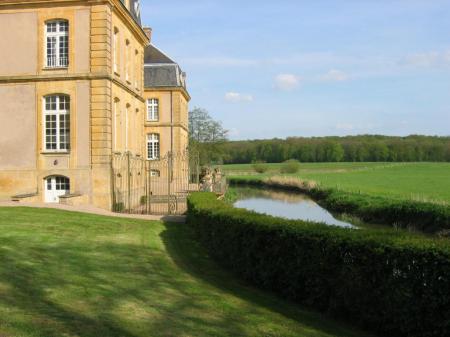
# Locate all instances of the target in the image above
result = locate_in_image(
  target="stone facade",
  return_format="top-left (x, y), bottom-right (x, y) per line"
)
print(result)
top-left (0, 0), bottom-right (162, 210)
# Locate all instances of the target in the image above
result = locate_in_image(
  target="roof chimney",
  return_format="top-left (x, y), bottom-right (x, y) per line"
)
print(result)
top-left (143, 27), bottom-right (152, 43)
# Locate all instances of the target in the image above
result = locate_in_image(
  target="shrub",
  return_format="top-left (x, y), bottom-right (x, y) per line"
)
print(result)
top-left (113, 202), bottom-right (125, 212)
top-left (252, 161), bottom-right (269, 174)
top-left (140, 196), bottom-right (148, 205)
top-left (280, 159), bottom-right (300, 174)
top-left (187, 192), bottom-right (450, 337)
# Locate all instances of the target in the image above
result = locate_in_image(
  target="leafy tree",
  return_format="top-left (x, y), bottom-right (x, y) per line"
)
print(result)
top-left (189, 108), bottom-right (228, 143)
top-left (189, 107), bottom-right (229, 165)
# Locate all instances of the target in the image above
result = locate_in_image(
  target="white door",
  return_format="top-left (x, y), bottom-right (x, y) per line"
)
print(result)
top-left (45, 176), bottom-right (70, 203)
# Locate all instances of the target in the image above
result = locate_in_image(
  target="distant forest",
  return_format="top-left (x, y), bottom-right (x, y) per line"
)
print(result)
top-left (214, 135), bottom-right (450, 164)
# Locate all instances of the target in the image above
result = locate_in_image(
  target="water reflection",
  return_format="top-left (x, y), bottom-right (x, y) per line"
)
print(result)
top-left (232, 187), bottom-right (355, 228)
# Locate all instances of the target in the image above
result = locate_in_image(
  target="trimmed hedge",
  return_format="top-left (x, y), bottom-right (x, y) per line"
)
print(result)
top-left (229, 177), bottom-right (450, 233)
top-left (187, 192), bottom-right (450, 337)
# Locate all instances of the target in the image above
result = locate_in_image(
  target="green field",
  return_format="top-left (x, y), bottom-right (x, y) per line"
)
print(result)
top-left (222, 162), bottom-right (450, 204)
top-left (0, 207), bottom-right (372, 337)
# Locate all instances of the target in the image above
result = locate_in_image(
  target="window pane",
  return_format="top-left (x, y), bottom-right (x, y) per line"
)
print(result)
top-left (59, 114), bottom-right (70, 150)
top-left (45, 96), bottom-right (57, 110)
top-left (59, 21), bottom-right (68, 32)
top-left (45, 115), bottom-right (57, 150)
top-left (46, 37), bottom-right (56, 67)
top-left (47, 22), bottom-right (57, 33)
top-left (59, 96), bottom-right (70, 110)
top-left (59, 36), bottom-right (69, 67)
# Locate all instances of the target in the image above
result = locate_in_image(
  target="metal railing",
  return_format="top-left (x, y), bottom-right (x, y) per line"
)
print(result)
top-left (47, 56), bottom-right (69, 68)
top-left (111, 150), bottom-right (200, 215)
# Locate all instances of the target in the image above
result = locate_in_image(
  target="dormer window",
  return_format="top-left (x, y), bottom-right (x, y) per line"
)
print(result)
top-left (45, 20), bottom-right (69, 68)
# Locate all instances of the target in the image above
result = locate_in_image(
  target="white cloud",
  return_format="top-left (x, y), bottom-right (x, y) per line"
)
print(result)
top-left (225, 92), bottom-right (254, 103)
top-left (336, 123), bottom-right (355, 131)
top-left (274, 74), bottom-right (301, 91)
top-left (319, 69), bottom-right (350, 82)
top-left (184, 57), bottom-right (258, 67)
top-left (402, 50), bottom-right (450, 68)
top-left (228, 128), bottom-right (240, 138)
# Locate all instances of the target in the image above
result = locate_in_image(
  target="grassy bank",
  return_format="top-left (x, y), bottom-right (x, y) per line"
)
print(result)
top-left (222, 162), bottom-right (450, 204)
top-left (0, 207), bottom-right (373, 337)
top-left (187, 192), bottom-right (450, 337)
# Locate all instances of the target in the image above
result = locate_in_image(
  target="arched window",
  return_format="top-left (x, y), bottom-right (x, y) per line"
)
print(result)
top-left (147, 134), bottom-right (160, 160)
top-left (44, 95), bottom-right (70, 151)
top-left (147, 98), bottom-right (159, 121)
top-left (45, 20), bottom-right (69, 68)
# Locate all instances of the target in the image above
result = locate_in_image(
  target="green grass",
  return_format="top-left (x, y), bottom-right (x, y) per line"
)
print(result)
top-left (0, 207), bottom-right (372, 337)
top-left (222, 162), bottom-right (450, 204)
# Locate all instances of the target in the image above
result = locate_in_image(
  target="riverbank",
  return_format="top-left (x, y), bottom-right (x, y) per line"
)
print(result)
top-left (228, 176), bottom-right (450, 234)
top-left (222, 162), bottom-right (450, 204)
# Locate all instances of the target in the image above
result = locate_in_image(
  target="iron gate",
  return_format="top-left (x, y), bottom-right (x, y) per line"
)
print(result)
top-left (111, 151), bottom-right (200, 215)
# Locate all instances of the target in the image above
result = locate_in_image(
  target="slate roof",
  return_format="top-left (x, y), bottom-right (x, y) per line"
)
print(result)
top-left (144, 44), bottom-right (176, 64)
top-left (120, 0), bottom-right (142, 26)
top-left (144, 45), bottom-right (187, 90)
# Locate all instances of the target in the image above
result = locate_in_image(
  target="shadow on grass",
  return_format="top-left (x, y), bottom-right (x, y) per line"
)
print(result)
top-left (160, 222), bottom-right (374, 337)
top-left (0, 206), bottom-right (372, 337)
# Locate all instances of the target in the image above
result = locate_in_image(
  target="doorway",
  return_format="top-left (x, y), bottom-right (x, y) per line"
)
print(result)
top-left (44, 176), bottom-right (70, 203)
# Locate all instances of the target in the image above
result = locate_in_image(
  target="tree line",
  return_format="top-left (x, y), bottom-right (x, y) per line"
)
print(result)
top-left (218, 135), bottom-right (450, 164)
top-left (188, 108), bottom-right (450, 164)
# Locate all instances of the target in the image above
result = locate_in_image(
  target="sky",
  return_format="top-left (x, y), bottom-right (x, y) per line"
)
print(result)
top-left (141, 0), bottom-right (450, 140)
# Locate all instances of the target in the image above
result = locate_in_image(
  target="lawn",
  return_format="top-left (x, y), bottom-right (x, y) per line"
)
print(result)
top-left (0, 207), bottom-right (372, 337)
top-left (222, 162), bottom-right (450, 204)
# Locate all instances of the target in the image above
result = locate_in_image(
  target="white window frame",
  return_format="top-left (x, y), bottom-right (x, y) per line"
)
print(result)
top-left (147, 134), bottom-right (160, 160)
top-left (43, 95), bottom-right (70, 152)
top-left (147, 98), bottom-right (159, 121)
top-left (45, 20), bottom-right (69, 68)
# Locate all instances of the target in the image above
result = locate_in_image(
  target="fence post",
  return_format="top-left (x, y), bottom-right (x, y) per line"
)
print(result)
top-left (111, 154), bottom-right (115, 212)
top-left (167, 151), bottom-right (172, 215)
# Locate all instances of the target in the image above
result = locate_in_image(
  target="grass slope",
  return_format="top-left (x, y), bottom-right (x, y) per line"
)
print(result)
top-left (0, 207), bottom-right (372, 337)
top-left (222, 162), bottom-right (450, 204)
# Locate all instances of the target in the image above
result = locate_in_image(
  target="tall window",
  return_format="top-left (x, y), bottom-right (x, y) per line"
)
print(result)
top-left (113, 98), bottom-right (120, 151)
top-left (147, 98), bottom-right (159, 121)
top-left (125, 39), bottom-right (130, 81)
top-left (135, 49), bottom-right (139, 88)
top-left (46, 20), bottom-right (69, 68)
top-left (125, 104), bottom-right (130, 151)
top-left (113, 27), bottom-right (119, 73)
top-left (147, 134), bottom-right (160, 160)
top-left (44, 95), bottom-right (70, 151)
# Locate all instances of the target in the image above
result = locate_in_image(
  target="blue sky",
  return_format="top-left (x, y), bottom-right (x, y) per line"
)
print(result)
top-left (141, 0), bottom-right (450, 140)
